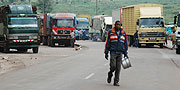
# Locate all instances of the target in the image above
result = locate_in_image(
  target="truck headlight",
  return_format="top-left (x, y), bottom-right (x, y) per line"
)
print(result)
top-left (29, 36), bottom-right (38, 39)
top-left (158, 32), bottom-right (165, 37)
top-left (8, 36), bottom-right (18, 39)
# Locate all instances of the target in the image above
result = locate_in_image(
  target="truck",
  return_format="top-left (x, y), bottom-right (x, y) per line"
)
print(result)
top-left (174, 13), bottom-right (180, 54)
top-left (113, 4), bottom-right (165, 48)
top-left (76, 17), bottom-right (89, 40)
top-left (76, 14), bottom-right (91, 23)
top-left (0, 4), bottom-right (40, 53)
top-left (89, 15), bottom-right (112, 42)
top-left (41, 13), bottom-right (76, 47)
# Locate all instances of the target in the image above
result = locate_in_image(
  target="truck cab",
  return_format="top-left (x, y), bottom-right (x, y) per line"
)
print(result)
top-left (0, 5), bottom-right (39, 53)
top-left (138, 17), bottom-right (165, 47)
top-left (174, 14), bottom-right (180, 54)
top-left (47, 13), bottom-right (76, 47)
top-left (136, 6), bottom-right (165, 48)
top-left (76, 17), bottom-right (89, 40)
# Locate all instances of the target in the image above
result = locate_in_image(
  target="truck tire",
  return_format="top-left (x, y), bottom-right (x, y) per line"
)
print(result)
top-left (43, 36), bottom-right (48, 45)
top-left (33, 47), bottom-right (38, 53)
top-left (128, 36), bottom-right (133, 46)
top-left (102, 34), bottom-right (106, 42)
top-left (160, 43), bottom-right (163, 48)
top-left (128, 36), bottom-right (131, 46)
top-left (3, 47), bottom-right (9, 53)
top-left (0, 47), bottom-right (3, 52)
top-left (70, 40), bottom-right (75, 48)
top-left (48, 37), bottom-right (55, 47)
top-left (18, 48), bottom-right (28, 52)
top-left (138, 44), bottom-right (141, 48)
top-left (176, 45), bottom-right (180, 54)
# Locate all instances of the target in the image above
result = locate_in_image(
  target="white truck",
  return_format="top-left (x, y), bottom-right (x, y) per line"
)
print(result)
top-left (89, 15), bottom-right (112, 41)
top-left (174, 14), bottom-right (180, 54)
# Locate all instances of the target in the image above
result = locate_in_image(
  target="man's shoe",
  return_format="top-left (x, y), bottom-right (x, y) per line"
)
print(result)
top-left (113, 82), bottom-right (120, 86)
top-left (107, 76), bottom-right (111, 83)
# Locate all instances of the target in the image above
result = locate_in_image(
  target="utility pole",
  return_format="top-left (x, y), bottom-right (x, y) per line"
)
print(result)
top-left (96, 0), bottom-right (98, 15)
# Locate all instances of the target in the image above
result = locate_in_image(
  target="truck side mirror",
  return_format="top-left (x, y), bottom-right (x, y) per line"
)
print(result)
top-left (77, 21), bottom-right (79, 24)
top-left (136, 21), bottom-right (139, 25)
top-left (174, 16), bottom-right (177, 24)
top-left (156, 21), bottom-right (160, 24)
top-left (136, 19), bottom-right (139, 25)
top-left (161, 21), bottom-right (164, 27)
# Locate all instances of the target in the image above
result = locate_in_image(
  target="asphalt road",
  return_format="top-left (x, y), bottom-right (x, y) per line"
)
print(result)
top-left (0, 41), bottom-right (180, 90)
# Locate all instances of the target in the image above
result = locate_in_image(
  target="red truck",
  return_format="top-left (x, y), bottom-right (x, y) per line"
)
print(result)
top-left (40, 13), bottom-right (76, 47)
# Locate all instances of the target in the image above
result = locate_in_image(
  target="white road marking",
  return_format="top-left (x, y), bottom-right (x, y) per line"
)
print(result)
top-left (85, 73), bottom-right (95, 80)
top-left (104, 63), bottom-right (109, 66)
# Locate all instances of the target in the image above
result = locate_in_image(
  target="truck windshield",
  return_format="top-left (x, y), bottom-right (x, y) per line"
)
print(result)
top-left (178, 14), bottom-right (180, 27)
top-left (54, 19), bottom-right (74, 28)
top-left (76, 23), bottom-right (89, 29)
top-left (8, 17), bottom-right (37, 27)
top-left (140, 18), bottom-right (164, 28)
top-left (106, 25), bottom-right (112, 31)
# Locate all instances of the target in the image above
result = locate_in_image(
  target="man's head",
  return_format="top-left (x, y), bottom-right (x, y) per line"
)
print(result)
top-left (115, 21), bottom-right (121, 30)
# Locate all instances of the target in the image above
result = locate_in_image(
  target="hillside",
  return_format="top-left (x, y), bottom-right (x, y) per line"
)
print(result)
top-left (51, 0), bottom-right (180, 24)
top-left (0, 0), bottom-right (180, 24)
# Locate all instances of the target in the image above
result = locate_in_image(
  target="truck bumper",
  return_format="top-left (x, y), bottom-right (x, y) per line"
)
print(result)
top-left (51, 36), bottom-right (74, 44)
top-left (139, 37), bottom-right (165, 44)
top-left (176, 39), bottom-right (180, 46)
top-left (8, 39), bottom-right (40, 48)
top-left (52, 39), bottom-right (74, 45)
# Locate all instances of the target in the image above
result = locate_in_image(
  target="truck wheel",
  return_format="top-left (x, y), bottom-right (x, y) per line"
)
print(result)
top-left (176, 46), bottom-right (180, 54)
top-left (18, 49), bottom-right (28, 52)
top-left (33, 47), bottom-right (39, 53)
top-left (160, 44), bottom-right (163, 48)
top-left (71, 40), bottom-right (75, 48)
top-left (43, 37), bottom-right (48, 45)
top-left (138, 44), bottom-right (141, 48)
top-left (3, 47), bottom-right (9, 53)
top-left (0, 47), bottom-right (3, 52)
top-left (48, 37), bottom-right (54, 47)
top-left (102, 34), bottom-right (106, 42)
top-left (128, 36), bottom-right (131, 46)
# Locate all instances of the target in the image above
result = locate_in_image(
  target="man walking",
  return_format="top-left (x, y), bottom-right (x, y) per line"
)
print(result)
top-left (132, 30), bottom-right (138, 48)
top-left (104, 21), bottom-right (128, 86)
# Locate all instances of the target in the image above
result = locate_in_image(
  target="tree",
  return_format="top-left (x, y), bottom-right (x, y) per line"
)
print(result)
top-left (35, 0), bottom-right (53, 13)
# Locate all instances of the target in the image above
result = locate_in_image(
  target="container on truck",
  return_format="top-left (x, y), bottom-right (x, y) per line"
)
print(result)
top-left (0, 4), bottom-right (40, 53)
top-left (41, 13), bottom-right (76, 47)
top-left (113, 4), bottom-right (165, 48)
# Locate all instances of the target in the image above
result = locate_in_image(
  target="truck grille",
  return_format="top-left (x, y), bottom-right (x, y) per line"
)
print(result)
top-left (58, 30), bottom-right (71, 34)
top-left (18, 36), bottom-right (29, 39)
top-left (140, 32), bottom-right (165, 37)
top-left (146, 32), bottom-right (159, 37)
top-left (178, 32), bottom-right (180, 34)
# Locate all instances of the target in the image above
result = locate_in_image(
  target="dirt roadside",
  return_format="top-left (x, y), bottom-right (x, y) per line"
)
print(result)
top-left (0, 44), bottom-right (82, 75)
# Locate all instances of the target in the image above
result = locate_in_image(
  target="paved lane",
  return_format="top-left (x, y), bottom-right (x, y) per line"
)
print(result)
top-left (0, 41), bottom-right (179, 90)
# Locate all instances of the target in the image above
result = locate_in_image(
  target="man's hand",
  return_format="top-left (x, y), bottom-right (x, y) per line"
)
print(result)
top-left (124, 54), bottom-right (129, 58)
top-left (105, 54), bottom-right (108, 60)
